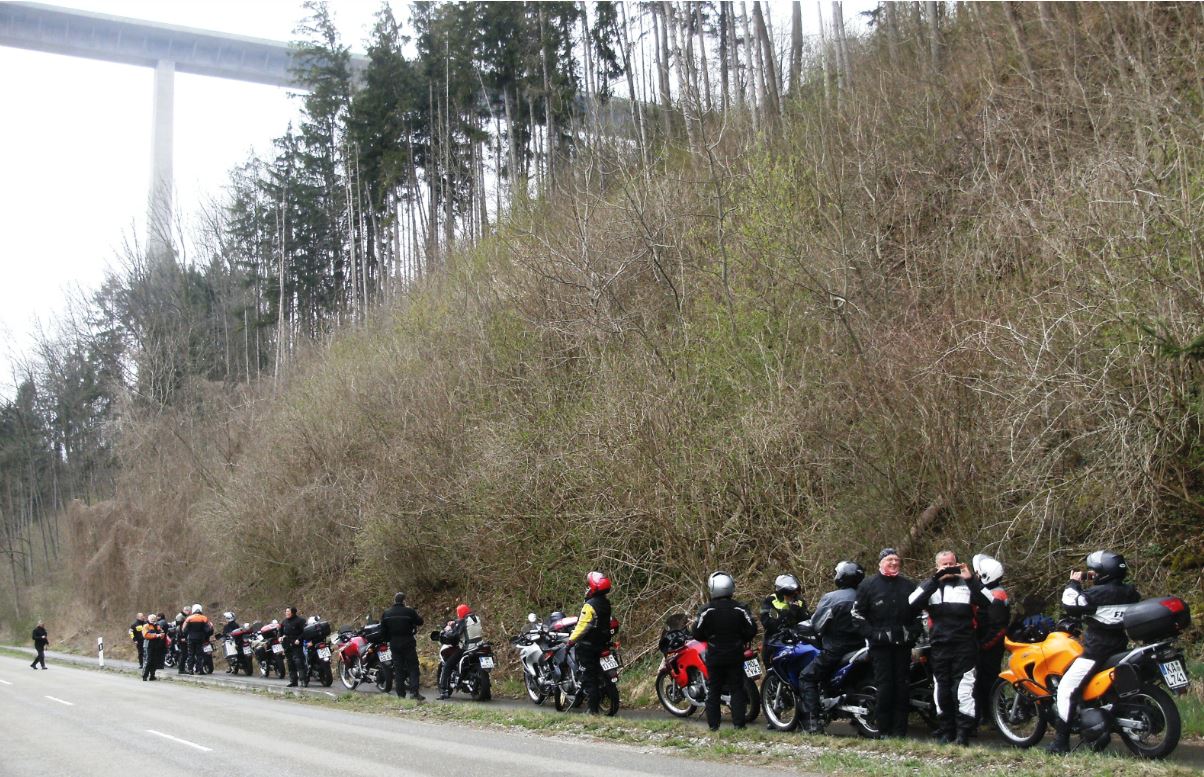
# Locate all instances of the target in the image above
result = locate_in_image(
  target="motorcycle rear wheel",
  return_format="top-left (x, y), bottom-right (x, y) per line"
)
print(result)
top-left (848, 685), bottom-right (881, 739)
top-left (1114, 684), bottom-right (1181, 760)
top-left (319, 664), bottom-right (333, 687)
top-left (655, 669), bottom-right (697, 718)
top-left (602, 681), bottom-right (620, 716)
top-left (375, 664), bottom-right (393, 693)
top-left (742, 678), bottom-right (761, 723)
top-left (470, 671), bottom-right (492, 702)
top-left (273, 656), bottom-right (286, 679)
top-left (761, 674), bottom-right (799, 731)
top-left (340, 656), bottom-right (361, 690)
top-left (989, 679), bottom-right (1046, 748)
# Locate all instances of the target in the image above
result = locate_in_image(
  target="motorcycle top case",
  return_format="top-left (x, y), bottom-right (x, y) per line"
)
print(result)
top-left (1122, 597), bottom-right (1191, 642)
top-left (361, 622), bottom-right (386, 644)
top-left (302, 620), bottom-right (332, 641)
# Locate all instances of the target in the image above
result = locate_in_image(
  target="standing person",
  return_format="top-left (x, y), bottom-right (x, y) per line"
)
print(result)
top-left (436, 603), bottom-right (482, 700)
top-left (692, 572), bottom-right (758, 731)
top-left (972, 554), bottom-right (1009, 726)
top-left (1048, 551), bottom-right (1140, 755)
top-left (129, 613), bottom-right (147, 669)
top-left (381, 592), bottom-right (425, 700)
top-left (800, 561), bottom-right (866, 733)
top-left (182, 604), bottom-right (212, 675)
top-left (173, 612), bottom-right (188, 674)
top-left (852, 548), bottom-right (923, 738)
top-left (759, 574), bottom-right (809, 652)
top-left (30, 621), bottom-right (49, 669)
top-left (142, 614), bottom-right (167, 681)
top-left (280, 606), bottom-right (307, 687)
top-left (909, 550), bottom-right (987, 745)
top-left (565, 571), bottom-right (614, 715)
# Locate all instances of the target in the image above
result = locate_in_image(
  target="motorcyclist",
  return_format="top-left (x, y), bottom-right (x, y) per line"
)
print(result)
top-left (142, 614), bottom-right (166, 681)
top-left (221, 611), bottom-right (239, 673)
top-left (1048, 550), bottom-right (1140, 754)
top-left (182, 604), bottom-right (213, 675)
top-left (692, 572), bottom-right (758, 731)
top-left (565, 571), bottom-right (613, 715)
top-left (129, 613), bottom-right (147, 669)
top-left (851, 548), bottom-right (924, 738)
top-left (759, 574), bottom-right (809, 652)
top-left (280, 606), bottom-right (307, 687)
top-left (972, 554), bottom-right (1009, 726)
top-left (909, 550), bottom-right (989, 745)
top-left (172, 612), bottom-right (187, 674)
top-left (800, 561), bottom-right (866, 733)
top-left (436, 603), bottom-right (483, 699)
top-left (381, 592), bottom-right (425, 700)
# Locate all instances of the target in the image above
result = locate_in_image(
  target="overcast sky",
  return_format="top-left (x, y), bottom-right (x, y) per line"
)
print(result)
top-left (0, 0), bottom-right (872, 398)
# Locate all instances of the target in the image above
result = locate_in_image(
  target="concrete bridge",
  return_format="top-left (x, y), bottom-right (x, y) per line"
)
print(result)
top-left (0, 2), bottom-right (365, 257)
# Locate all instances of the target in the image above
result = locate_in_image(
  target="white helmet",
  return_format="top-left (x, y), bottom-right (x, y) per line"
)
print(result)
top-left (223, 611), bottom-right (235, 622)
top-left (708, 572), bottom-right (735, 599)
top-left (972, 554), bottom-right (1004, 586)
top-left (306, 616), bottom-right (319, 626)
top-left (774, 574), bottom-right (800, 596)
top-left (191, 604), bottom-right (203, 614)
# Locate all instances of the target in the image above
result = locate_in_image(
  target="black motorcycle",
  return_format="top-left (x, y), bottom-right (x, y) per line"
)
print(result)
top-left (302, 619), bottom-right (335, 687)
top-left (433, 627), bottom-right (494, 701)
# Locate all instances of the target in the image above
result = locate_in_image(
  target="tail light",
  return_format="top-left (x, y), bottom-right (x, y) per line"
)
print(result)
top-left (1162, 597), bottom-right (1186, 614)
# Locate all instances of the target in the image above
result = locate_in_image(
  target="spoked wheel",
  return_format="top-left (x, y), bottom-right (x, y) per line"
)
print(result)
top-left (761, 673), bottom-right (799, 731)
top-left (525, 673), bottom-right (546, 705)
top-left (340, 656), bottom-right (361, 690)
top-left (989, 679), bottom-right (1047, 748)
top-left (656, 669), bottom-right (697, 717)
top-left (1114, 685), bottom-right (1181, 760)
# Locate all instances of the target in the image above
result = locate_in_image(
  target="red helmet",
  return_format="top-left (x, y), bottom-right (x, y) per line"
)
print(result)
top-left (586, 571), bottom-right (612, 597)
top-left (456, 604), bottom-right (471, 619)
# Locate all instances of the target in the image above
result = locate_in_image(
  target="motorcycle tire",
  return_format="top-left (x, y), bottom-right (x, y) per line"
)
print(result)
top-left (202, 656), bottom-right (214, 675)
top-left (524, 673), bottom-right (546, 705)
top-left (319, 664), bottom-right (333, 688)
top-left (655, 668), bottom-right (697, 718)
top-left (555, 687), bottom-right (579, 712)
top-left (760, 673), bottom-right (799, 731)
top-left (602, 681), bottom-right (620, 717)
top-left (743, 677), bottom-right (761, 723)
top-left (164, 652), bottom-right (175, 668)
top-left (1114, 684), bottom-right (1181, 760)
top-left (376, 664), bottom-right (392, 693)
top-left (989, 678), bottom-right (1046, 748)
top-left (274, 656), bottom-right (286, 679)
top-left (849, 685), bottom-right (881, 739)
top-left (340, 656), bottom-right (361, 690)
top-left (470, 671), bottom-right (491, 702)
top-left (258, 658), bottom-right (271, 678)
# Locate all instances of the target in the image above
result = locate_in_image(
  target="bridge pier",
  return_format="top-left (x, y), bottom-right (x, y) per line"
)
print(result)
top-left (148, 59), bottom-right (174, 258)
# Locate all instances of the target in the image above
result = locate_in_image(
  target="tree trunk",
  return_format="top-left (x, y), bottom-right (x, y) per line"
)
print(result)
top-left (742, 1), bottom-right (756, 119)
top-left (1002, 2), bottom-right (1037, 86)
top-left (752, 2), bottom-right (780, 121)
top-left (790, 1), bottom-right (803, 96)
top-left (719, 1), bottom-right (730, 111)
top-left (926, 0), bottom-right (942, 73)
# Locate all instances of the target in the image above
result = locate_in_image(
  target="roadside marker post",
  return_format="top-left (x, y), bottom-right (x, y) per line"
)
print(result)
top-left (98, 636), bottom-right (104, 668)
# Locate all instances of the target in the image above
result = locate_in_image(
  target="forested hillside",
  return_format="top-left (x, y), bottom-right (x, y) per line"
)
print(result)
top-left (1, 2), bottom-right (1201, 660)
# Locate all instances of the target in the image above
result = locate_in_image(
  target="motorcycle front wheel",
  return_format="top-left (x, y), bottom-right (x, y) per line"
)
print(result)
top-left (655, 669), bottom-right (697, 718)
top-left (554, 684), bottom-right (579, 712)
top-left (340, 656), bottom-right (361, 690)
top-left (989, 679), bottom-right (1047, 748)
top-left (760, 673), bottom-right (799, 731)
top-left (524, 673), bottom-right (545, 705)
top-left (1114, 684), bottom-right (1181, 760)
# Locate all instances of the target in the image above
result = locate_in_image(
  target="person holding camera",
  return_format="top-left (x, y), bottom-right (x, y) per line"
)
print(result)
top-left (1048, 551), bottom-right (1140, 754)
top-left (909, 550), bottom-right (989, 745)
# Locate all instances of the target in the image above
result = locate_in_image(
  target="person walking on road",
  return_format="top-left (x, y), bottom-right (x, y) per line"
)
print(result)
top-left (30, 620), bottom-right (49, 669)
top-left (692, 571), bottom-right (758, 731)
top-left (381, 591), bottom-right (425, 700)
top-left (142, 614), bottom-right (167, 681)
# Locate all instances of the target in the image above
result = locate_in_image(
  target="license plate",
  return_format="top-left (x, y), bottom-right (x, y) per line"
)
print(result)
top-left (272, 643), bottom-right (284, 654)
top-left (224, 643), bottom-right (237, 656)
top-left (202, 644), bottom-right (213, 654)
top-left (479, 656), bottom-right (495, 669)
top-left (380, 649), bottom-right (392, 662)
top-left (243, 646), bottom-right (253, 656)
top-left (600, 655), bottom-right (619, 672)
top-left (317, 647), bottom-right (331, 661)
top-left (1159, 659), bottom-right (1189, 690)
top-left (743, 659), bottom-right (762, 679)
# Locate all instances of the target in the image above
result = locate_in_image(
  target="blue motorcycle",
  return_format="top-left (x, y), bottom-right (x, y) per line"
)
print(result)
top-left (760, 627), bottom-right (879, 736)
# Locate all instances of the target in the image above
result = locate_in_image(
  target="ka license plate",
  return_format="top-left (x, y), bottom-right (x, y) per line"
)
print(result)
top-left (743, 659), bottom-right (762, 679)
top-left (600, 655), bottom-right (619, 672)
top-left (317, 647), bottom-right (331, 660)
top-left (1159, 659), bottom-right (1189, 690)
top-left (272, 643), bottom-right (284, 654)
top-left (380, 649), bottom-right (392, 662)
top-left (479, 656), bottom-right (495, 670)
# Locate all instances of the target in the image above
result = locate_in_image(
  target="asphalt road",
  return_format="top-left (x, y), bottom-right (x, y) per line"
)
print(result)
top-left (0, 652), bottom-right (807, 777)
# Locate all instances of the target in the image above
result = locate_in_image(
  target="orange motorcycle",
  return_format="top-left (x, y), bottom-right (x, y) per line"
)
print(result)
top-left (989, 596), bottom-right (1191, 759)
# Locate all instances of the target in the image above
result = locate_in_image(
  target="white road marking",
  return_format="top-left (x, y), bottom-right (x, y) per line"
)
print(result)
top-left (146, 729), bottom-right (213, 752)
top-left (44, 695), bottom-right (74, 706)
top-left (0, 678), bottom-right (13, 685)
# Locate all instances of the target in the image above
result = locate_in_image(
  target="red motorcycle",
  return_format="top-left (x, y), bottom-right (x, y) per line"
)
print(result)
top-left (334, 622), bottom-right (392, 693)
top-left (655, 616), bottom-right (762, 721)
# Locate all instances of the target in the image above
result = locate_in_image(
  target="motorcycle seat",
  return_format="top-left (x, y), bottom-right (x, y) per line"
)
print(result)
top-left (841, 647), bottom-right (868, 664)
top-left (1099, 650), bottom-right (1133, 670)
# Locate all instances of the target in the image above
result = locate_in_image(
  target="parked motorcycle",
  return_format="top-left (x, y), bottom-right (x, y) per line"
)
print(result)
top-left (433, 623), bottom-right (494, 701)
top-left (510, 613), bottom-right (562, 705)
top-left (757, 626), bottom-right (878, 734)
top-left (302, 617), bottom-right (335, 687)
top-left (545, 613), bottom-right (622, 715)
top-left (655, 616), bottom-right (761, 722)
top-left (334, 621), bottom-right (392, 693)
top-left (163, 625), bottom-right (179, 669)
top-left (197, 636), bottom-right (215, 675)
top-left (223, 623), bottom-right (255, 675)
top-left (991, 596), bottom-right (1191, 759)
top-left (252, 620), bottom-right (287, 679)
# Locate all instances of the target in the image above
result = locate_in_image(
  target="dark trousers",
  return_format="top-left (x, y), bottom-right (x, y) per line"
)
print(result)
top-left (177, 641), bottom-right (189, 673)
top-left (390, 642), bottom-right (420, 696)
top-left (31, 644), bottom-right (46, 668)
top-left (704, 657), bottom-right (747, 729)
top-left (285, 642), bottom-right (305, 684)
top-left (135, 639), bottom-right (145, 668)
top-left (800, 649), bottom-right (850, 728)
top-left (930, 641), bottom-right (977, 740)
top-left (437, 646), bottom-right (460, 694)
top-left (187, 639), bottom-right (207, 674)
top-left (869, 644), bottom-right (912, 737)
top-left (576, 646), bottom-right (604, 713)
top-left (143, 645), bottom-right (163, 680)
top-left (975, 642), bottom-right (1004, 724)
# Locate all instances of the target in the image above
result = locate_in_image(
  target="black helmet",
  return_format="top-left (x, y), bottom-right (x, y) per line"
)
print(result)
top-left (1086, 551), bottom-right (1128, 584)
top-left (834, 561), bottom-right (865, 589)
top-left (1078, 707), bottom-right (1112, 749)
